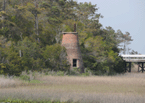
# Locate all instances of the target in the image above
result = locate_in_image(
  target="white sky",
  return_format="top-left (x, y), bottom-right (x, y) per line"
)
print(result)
top-left (77, 0), bottom-right (145, 54)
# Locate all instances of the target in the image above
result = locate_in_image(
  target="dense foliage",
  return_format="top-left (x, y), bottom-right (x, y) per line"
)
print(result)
top-left (0, 0), bottom-right (132, 76)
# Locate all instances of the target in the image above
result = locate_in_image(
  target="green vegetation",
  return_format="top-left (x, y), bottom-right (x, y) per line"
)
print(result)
top-left (0, 99), bottom-right (65, 103)
top-left (0, 0), bottom-right (133, 76)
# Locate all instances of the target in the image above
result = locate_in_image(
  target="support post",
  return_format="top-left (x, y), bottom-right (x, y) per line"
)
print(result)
top-left (129, 62), bottom-right (131, 72)
top-left (138, 63), bottom-right (140, 72)
top-left (142, 63), bottom-right (144, 73)
top-left (125, 63), bottom-right (127, 72)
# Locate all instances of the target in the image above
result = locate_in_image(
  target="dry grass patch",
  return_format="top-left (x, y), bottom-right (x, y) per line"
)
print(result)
top-left (0, 73), bottom-right (145, 103)
top-left (0, 76), bottom-right (23, 88)
top-left (37, 73), bottom-right (145, 94)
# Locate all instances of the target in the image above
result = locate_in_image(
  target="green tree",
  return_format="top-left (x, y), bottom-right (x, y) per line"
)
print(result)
top-left (0, 0), bottom-right (132, 76)
top-left (43, 44), bottom-right (70, 71)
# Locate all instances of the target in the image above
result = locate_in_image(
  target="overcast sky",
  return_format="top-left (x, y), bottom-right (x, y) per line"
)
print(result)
top-left (77, 0), bottom-right (145, 54)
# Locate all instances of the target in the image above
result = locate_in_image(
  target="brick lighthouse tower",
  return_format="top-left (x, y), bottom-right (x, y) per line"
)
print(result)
top-left (62, 24), bottom-right (84, 73)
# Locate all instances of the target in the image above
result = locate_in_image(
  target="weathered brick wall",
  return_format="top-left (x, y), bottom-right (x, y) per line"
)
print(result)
top-left (62, 32), bottom-right (84, 72)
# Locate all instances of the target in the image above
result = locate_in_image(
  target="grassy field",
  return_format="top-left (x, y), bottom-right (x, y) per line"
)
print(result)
top-left (0, 73), bottom-right (145, 103)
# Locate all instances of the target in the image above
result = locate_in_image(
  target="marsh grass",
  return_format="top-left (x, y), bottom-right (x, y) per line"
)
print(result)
top-left (0, 76), bottom-right (23, 88)
top-left (0, 73), bottom-right (145, 103)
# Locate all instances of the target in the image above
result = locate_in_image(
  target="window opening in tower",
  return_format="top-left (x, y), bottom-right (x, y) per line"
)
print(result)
top-left (73, 59), bottom-right (77, 67)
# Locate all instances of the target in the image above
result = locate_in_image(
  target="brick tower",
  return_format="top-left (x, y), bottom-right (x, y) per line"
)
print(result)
top-left (62, 25), bottom-right (84, 72)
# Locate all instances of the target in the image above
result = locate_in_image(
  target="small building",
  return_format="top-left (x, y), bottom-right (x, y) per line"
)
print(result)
top-left (61, 32), bottom-right (84, 73)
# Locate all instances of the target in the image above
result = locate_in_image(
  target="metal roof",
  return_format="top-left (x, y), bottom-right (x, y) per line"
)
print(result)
top-left (121, 55), bottom-right (145, 57)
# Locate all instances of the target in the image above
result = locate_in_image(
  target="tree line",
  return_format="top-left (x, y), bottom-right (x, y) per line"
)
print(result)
top-left (0, 0), bottom-right (133, 76)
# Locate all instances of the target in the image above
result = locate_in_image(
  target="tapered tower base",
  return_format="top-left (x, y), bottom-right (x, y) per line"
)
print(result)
top-left (62, 32), bottom-right (84, 73)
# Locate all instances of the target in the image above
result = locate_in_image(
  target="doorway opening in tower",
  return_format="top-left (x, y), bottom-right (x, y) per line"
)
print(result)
top-left (73, 59), bottom-right (77, 67)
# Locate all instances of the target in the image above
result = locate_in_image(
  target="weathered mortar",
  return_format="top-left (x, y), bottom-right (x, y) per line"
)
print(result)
top-left (62, 32), bottom-right (84, 72)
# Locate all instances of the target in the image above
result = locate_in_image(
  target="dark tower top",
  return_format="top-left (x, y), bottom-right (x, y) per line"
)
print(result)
top-left (74, 23), bottom-right (76, 32)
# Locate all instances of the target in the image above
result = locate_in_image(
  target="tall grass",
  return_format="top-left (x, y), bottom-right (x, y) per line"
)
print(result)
top-left (0, 76), bottom-right (23, 88)
top-left (0, 73), bottom-right (145, 103)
